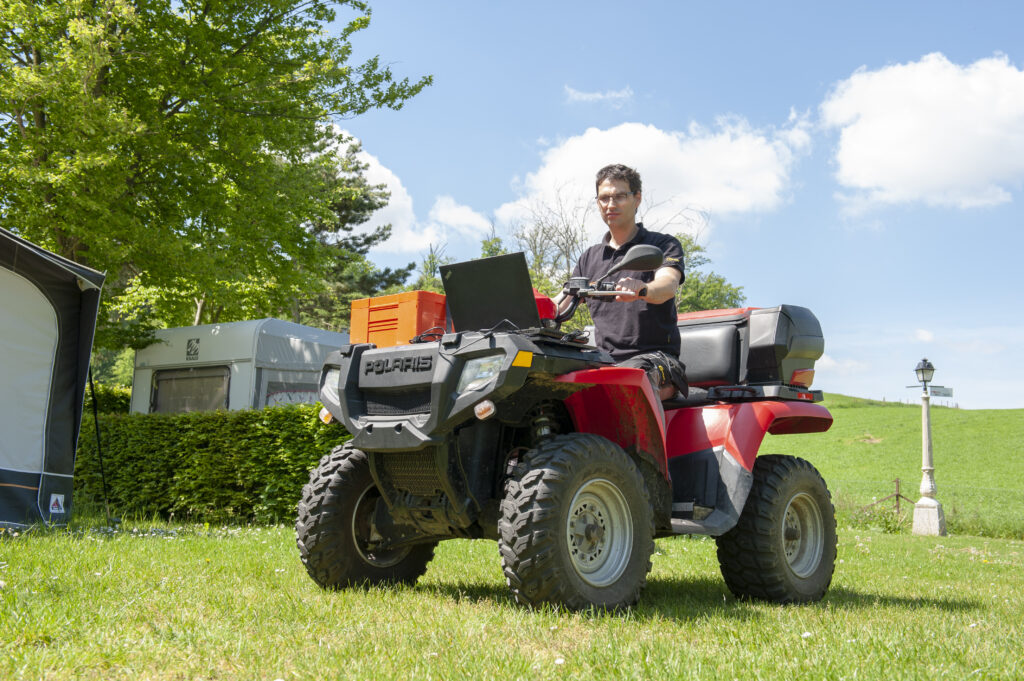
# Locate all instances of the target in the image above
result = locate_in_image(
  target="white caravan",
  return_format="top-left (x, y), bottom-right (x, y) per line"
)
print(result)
top-left (130, 319), bottom-right (348, 414)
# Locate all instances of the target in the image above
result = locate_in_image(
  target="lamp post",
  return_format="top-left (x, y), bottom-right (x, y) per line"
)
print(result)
top-left (912, 358), bottom-right (946, 536)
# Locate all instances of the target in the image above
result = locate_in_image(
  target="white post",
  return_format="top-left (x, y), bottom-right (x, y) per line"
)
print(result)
top-left (912, 390), bottom-right (946, 536)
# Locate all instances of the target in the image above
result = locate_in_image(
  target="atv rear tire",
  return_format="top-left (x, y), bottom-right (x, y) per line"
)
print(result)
top-left (499, 433), bottom-right (655, 610)
top-left (715, 455), bottom-right (837, 603)
top-left (296, 444), bottom-right (435, 589)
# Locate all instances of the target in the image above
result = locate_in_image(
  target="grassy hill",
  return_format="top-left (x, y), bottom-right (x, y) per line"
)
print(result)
top-left (764, 393), bottom-right (1024, 538)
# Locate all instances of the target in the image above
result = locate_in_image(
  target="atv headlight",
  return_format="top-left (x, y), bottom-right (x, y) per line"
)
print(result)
top-left (456, 354), bottom-right (504, 393)
top-left (320, 366), bottom-right (342, 407)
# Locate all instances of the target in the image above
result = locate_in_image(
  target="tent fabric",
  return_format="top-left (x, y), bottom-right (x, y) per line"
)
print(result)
top-left (0, 228), bottom-right (104, 527)
top-left (0, 269), bottom-right (58, 475)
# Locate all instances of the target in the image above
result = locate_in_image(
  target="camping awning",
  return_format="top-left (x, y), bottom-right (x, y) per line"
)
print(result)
top-left (0, 227), bottom-right (104, 527)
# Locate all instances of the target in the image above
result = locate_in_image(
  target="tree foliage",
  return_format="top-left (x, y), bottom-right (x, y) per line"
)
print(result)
top-left (407, 243), bottom-right (451, 294)
top-left (509, 186), bottom-right (591, 295)
top-left (400, 229), bottom-right (509, 299)
top-left (673, 233), bottom-right (746, 313)
top-left (479, 225), bottom-right (508, 259)
top-left (293, 139), bottom-right (414, 331)
top-left (0, 0), bottom-right (429, 345)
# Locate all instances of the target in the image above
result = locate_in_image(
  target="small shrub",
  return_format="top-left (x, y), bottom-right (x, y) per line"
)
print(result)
top-left (849, 505), bottom-right (910, 534)
top-left (833, 490), bottom-right (911, 534)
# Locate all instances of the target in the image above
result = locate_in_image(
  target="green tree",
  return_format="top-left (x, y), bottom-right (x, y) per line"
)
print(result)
top-left (407, 243), bottom-right (451, 294)
top-left (403, 230), bottom-right (508, 298)
top-left (294, 139), bottom-right (414, 331)
top-left (510, 186), bottom-right (591, 294)
top-left (89, 347), bottom-right (136, 387)
top-left (479, 225), bottom-right (508, 259)
top-left (674, 233), bottom-right (746, 313)
top-left (0, 0), bottom-right (430, 346)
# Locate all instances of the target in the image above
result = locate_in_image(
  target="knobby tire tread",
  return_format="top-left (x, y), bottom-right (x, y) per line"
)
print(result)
top-left (498, 433), bottom-right (655, 611)
top-left (295, 444), bottom-right (435, 590)
top-left (715, 454), bottom-right (837, 604)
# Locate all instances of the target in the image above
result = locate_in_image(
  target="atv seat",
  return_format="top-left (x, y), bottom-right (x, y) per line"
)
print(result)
top-left (676, 305), bottom-right (824, 390)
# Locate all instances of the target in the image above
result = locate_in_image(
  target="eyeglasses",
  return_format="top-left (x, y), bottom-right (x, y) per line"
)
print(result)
top-left (596, 191), bottom-right (635, 206)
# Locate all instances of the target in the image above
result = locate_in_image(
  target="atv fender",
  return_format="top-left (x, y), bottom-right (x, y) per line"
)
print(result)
top-left (556, 366), bottom-right (667, 477)
top-left (663, 400), bottom-right (832, 536)
top-left (665, 400), bottom-right (832, 473)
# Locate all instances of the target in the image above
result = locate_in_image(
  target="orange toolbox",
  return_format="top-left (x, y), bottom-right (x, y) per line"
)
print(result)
top-left (350, 291), bottom-right (448, 348)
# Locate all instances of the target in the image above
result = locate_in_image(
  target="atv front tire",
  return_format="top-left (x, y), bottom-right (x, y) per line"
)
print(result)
top-left (296, 444), bottom-right (435, 589)
top-left (715, 454), bottom-right (837, 603)
top-left (499, 433), bottom-right (655, 610)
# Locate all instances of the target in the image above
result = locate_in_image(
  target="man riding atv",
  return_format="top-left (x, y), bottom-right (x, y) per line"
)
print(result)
top-left (295, 171), bottom-right (837, 611)
top-left (556, 163), bottom-right (688, 402)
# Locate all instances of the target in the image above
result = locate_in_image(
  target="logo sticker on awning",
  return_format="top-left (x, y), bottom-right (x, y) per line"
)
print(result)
top-left (49, 494), bottom-right (65, 514)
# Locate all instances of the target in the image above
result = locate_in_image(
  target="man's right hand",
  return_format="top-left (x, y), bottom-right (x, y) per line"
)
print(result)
top-left (613, 277), bottom-right (646, 302)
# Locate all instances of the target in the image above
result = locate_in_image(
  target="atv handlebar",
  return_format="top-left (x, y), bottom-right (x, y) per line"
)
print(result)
top-left (553, 288), bottom-right (634, 324)
top-left (554, 245), bottom-right (664, 325)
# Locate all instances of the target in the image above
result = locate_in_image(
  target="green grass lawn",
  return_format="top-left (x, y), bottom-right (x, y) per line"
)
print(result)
top-left (3, 394), bottom-right (1021, 680)
top-left (2, 519), bottom-right (1022, 681)
top-left (765, 394), bottom-right (1024, 539)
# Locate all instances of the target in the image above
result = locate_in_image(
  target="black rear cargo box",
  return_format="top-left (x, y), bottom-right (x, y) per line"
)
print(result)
top-left (677, 305), bottom-right (824, 388)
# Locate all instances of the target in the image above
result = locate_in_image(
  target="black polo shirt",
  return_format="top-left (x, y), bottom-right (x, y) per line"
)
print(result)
top-left (573, 223), bottom-right (685, 361)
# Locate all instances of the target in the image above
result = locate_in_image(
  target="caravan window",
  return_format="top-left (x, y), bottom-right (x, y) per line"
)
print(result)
top-left (151, 366), bottom-right (230, 413)
top-left (256, 368), bottom-right (320, 408)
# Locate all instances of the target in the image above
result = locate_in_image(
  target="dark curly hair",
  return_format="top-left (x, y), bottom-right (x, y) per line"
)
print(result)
top-left (595, 164), bottom-right (642, 195)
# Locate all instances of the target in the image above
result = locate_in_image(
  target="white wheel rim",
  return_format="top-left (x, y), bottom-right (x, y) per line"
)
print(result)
top-left (782, 492), bottom-right (824, 578)
top-left (566, 478), bottom-right (633, 587)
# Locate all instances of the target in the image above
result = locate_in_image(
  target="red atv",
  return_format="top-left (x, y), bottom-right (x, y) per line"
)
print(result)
top-left (296, 247), bottom-right (836, 610)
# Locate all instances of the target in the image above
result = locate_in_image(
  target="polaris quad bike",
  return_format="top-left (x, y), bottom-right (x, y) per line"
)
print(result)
top-left (296, 246), bottom-right (837, 610)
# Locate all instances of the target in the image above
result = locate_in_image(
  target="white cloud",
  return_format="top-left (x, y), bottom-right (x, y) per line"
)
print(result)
top-left (564, 85), bottom-right (634, 109)
top-left (338, 116), bottom-right (808, 260)
top-left (356, 147), bottom-right (439, 253)
top-left (495, 118), bottom-right (810, 243)
top-left (816, 353), bottom-right (868, 375)
top-left (427, 196), bottom-right (491, 237)
top-left (352, 146), bottom-right (489, 255)
top-left (821, 53), bottom-right (1024, 210)
top-left (915, 329), bottom-right (934, 343)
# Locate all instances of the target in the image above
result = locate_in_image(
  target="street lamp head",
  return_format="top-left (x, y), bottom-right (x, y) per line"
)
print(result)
top-left (915, 358), bottom-right (936, 384)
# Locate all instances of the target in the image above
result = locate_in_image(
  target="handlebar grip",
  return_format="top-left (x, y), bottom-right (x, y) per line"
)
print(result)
top-left (554, 295), bottom-right (581, 324)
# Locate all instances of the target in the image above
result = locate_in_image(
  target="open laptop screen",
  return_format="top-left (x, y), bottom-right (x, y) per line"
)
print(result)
top-left (440, 252), bottom-right (541, 332)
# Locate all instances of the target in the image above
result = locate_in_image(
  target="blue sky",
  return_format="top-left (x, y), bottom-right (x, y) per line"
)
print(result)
top-left (335, 1), bottom-right (1024, 410)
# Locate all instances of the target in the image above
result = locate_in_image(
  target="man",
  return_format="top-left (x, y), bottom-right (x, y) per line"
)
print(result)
top-left (557, 163), bottom-right (687, 399)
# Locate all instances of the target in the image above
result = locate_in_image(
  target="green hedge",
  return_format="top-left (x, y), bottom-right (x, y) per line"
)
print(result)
top-left (83, 382), bottom-right (132, 415)
top-left (74, 404), bottom-right (350, 523)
